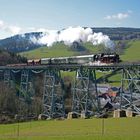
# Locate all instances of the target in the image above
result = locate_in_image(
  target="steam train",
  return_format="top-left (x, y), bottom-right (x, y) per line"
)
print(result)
top-left (27, 53), bottom-right (120, 66)
top-left (6, 53), bottom-right (120, 67)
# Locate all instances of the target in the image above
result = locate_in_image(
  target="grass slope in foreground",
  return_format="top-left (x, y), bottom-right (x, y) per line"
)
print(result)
top-left (0, 118), bottom-right (140, 140)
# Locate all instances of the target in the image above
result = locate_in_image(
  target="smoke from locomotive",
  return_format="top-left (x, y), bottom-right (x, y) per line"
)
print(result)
top-left (30, 26), bottom-right (114, 48)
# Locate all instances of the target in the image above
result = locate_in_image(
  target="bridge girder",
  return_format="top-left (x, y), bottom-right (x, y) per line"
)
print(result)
top-left (43, 69), bottom-right (65, 118)
top-left (4, 70), bottom-right (11, 85)
top-left (120, 66), bottom-right (140, 113)
top-left (19, 70), bottom-right (35, 103)
top-left (0, 64), bottom-right (140, 118)
top-left (72, 67), bottom-right (100, 117)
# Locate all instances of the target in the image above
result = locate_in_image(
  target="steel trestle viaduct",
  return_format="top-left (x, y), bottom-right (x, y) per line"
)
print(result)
top-left (0, 63), bottom-right (140, 118)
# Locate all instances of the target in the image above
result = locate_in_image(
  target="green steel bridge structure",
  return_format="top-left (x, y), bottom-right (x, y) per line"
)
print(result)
top-left (0, 63), bottom-right (140, 118)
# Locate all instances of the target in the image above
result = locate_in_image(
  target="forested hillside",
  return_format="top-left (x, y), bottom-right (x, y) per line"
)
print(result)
top-left (92, 27), bottom-right (140, 40)
top-left (0, 49), bottom-right (27, 65)
top-left (0, 28), bottom-right (140, 52)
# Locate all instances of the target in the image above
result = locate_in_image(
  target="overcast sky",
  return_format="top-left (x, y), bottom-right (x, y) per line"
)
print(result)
top-left (0, 0), bottom-right (140, 39)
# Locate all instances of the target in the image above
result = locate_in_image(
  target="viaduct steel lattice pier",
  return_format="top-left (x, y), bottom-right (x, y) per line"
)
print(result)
top-left (0, 63), bottom-right (140, 118)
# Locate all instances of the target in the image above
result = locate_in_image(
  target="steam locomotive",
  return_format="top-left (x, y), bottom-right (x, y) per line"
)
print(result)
top-left (6, 53), bottom-right (120, 67)
top-left (27, 53), bottom-right (120, 66)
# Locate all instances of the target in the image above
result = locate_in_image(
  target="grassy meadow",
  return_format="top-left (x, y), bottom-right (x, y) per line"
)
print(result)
top-left (20, 40), bottom-right (140, 62)
top-left (121, 40), bottom-right (140, 62)
top-left (0, 117), bottom-right (140, 140)
top-left (20, 43), bottom-right (76, 59)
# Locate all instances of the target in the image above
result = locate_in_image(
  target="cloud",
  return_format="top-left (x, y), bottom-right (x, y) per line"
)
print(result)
top-left (27, 27), bottom-right (36, 32)
top-left (36, 28), bottom-right (48, 32)
top-left (104, 11), bottom-right (131, 20)
top-left (0, 20), bottom-right (4, 28)
top-left (7, 26), bottom-right (21, 35)
top-left (0, 20), bottom-right (22, 36)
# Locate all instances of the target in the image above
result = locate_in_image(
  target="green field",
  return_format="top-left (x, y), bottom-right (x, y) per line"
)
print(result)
top-left (20, 40), bottom-right (140, 62)
top-left (121, 40), bottom-right (140, 62)
top-left (21, 43), bottom-right (76, 59)
top-left (0, 117), bottom-right (140, 140)
top-left (20, 42), bottom-right (101, 59)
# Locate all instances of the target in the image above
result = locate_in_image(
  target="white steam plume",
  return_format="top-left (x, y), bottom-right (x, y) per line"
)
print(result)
top-left (58, 27), bottom-right (92, 45)
top-left (31, 26), bottom-right (114, 48)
